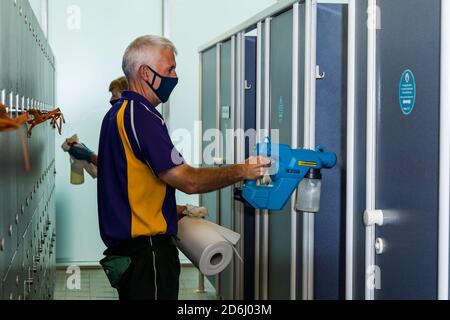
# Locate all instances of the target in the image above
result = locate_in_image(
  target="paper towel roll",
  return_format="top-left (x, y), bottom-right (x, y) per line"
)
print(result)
top-left (177, 217), bottom-right (240, 276)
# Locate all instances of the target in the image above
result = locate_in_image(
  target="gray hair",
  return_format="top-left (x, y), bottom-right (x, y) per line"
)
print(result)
top-left (122, 35), bottom-right (178, 80)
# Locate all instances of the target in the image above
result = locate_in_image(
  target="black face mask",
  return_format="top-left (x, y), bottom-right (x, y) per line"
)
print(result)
top-left (110, 99), bottom-right (120, 107)
top-left (145, 65), bottom-right (179, 103)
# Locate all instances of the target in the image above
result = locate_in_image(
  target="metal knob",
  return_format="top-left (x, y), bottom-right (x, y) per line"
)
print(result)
top-left (375, 238), bottom-right (385, 255)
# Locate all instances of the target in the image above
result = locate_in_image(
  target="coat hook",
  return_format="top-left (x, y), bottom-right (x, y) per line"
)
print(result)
top-left (316, 65), bottom-right (326, 80)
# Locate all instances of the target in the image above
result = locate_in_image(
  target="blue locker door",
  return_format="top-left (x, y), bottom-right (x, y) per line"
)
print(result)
top-left (374, 0), bottom-right (440, 299)
top-left (314, 3), bottom-right (347, 300)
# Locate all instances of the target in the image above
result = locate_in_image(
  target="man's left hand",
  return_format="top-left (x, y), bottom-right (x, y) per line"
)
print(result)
top-left (183, 205), bottom-right (208, 219)
top-left (69, 144), bottom-right (94, 163)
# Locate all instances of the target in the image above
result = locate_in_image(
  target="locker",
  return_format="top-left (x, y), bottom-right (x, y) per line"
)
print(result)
top-left (0, 130), bottom-right (18, 271)
top-left (15, 0), bottom-right (23, 94)
top-left (19, 0), bottom-right (28, 98)
top-left (22, 226), bottom-right (33, 300)
top-left (18, 126), bottom-right (34, 240)
top-left (313, 3), bottom-right (347, 300)
top-left (2, 251), bottom-right (20, 300)
top-left (0, 1), bottom-right (6, 91)
top-left (16, 236), bottom-right (24, 300)
top-left (0, 133), bottom-right (10, 281)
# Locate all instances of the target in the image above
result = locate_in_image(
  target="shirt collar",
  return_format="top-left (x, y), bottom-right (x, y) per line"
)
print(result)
top-left (121, 91), bottom-right (163, 118)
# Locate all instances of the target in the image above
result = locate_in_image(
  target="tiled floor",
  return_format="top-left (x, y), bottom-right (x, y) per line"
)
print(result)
top-left (54, 266), bottom-right (216, 300)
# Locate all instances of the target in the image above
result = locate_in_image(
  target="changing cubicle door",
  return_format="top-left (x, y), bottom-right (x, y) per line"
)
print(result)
top-left (218, 40), bottom-right (234, 300)
top-left (314, 3), bottom-right (347, 300)
top-left (200, 46), bottom-right (219, 290)
top-left (243, 36), bottom-right (257, 300)
top-left (372, 0), bottom-right (440, 299)
top-left (268, 8), bottom-right (293, 300)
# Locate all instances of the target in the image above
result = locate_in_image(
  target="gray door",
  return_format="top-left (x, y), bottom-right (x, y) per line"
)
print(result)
top-left (314, 3), bottom-right (347, 300)
top-left (268, 9), bottom-right (293, 300)
top-left (200, 46), bottom-right (219, 290)
top-left (219, 40), bottom-right (234, 300)
top-left (374, 0), bottom-right (440, 299)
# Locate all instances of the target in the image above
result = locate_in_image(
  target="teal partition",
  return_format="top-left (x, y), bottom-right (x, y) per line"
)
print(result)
top-left (267, 8), bottom-right (294, 300)
top-left (200, 46), bottom-right (219, 292)
top-left (218, 40), bottom-right (234, 300)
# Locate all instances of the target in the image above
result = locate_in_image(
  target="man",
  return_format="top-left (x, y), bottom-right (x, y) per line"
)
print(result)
top-left (68, 77), bottom-right (129, 166)
top-left (96, 35), bottom-right (269, 301)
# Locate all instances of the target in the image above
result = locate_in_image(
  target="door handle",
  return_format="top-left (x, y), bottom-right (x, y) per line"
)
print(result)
top-left (364, 209), bottom-right (384, 227)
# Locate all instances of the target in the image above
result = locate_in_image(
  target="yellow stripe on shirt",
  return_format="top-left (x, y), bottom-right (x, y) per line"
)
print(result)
top-left (116, 101), bottom-right (168, 237)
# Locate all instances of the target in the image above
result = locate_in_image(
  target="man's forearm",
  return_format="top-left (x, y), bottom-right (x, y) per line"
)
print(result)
top-left (190, 165), bottom-right (244, 194)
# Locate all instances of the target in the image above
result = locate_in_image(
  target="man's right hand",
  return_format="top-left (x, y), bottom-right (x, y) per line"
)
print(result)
top-left (242, 156), bottom-right (271, 180)
top-left (159, 156), bottom-right (272, 195)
